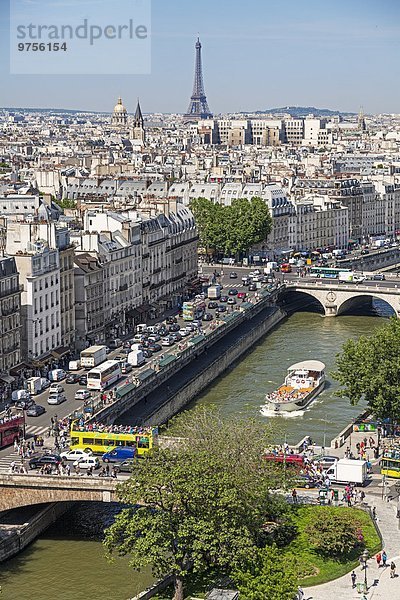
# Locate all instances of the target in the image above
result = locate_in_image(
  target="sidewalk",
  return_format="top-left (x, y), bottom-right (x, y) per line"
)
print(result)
top-left (303, 489), bottom-right (400, 599)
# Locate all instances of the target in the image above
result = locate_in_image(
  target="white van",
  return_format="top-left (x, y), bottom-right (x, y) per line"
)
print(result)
top-left (136, 324), bottom-right (148, 333)
top-left (48, 369), bottom-right (66, 382)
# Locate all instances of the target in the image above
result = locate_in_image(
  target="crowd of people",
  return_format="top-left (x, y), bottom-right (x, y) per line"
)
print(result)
top-left (265, 387), bottom-right (307, 405)
top-left (71, 420), bottom-right (153, 436)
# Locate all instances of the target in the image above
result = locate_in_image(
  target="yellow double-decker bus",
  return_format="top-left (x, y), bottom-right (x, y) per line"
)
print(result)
top-left (70, 421), bottom-right (158, 457)
top-left (380, 448), bottom-right (400, 479)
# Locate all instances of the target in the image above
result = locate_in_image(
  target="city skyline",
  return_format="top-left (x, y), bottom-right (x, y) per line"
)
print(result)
top-left (1, 0), bottom-right (400, 114)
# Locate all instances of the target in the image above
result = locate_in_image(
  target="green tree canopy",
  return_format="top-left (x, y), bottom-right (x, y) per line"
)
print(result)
top-left (333, 317), bottom-right (400, 420)
top-left (232, 546), bottom-right (297, 600)
top-left (104, 408), bottom-right (288, 600)
top-left (190, 196), bottom-right (272, 257)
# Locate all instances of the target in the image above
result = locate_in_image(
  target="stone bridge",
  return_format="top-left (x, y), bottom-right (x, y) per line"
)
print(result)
top-left (282, 281), bottom-right (400, 317)
top-left (0, 474), bottom-right (117, 511)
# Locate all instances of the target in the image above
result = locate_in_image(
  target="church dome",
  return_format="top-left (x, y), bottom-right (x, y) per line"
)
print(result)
top-left (113, 97), bottom-right (127, 114)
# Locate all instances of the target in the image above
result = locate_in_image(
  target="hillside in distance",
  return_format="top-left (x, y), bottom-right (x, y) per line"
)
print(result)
top-left (253, 106), bottom-right (356, 117)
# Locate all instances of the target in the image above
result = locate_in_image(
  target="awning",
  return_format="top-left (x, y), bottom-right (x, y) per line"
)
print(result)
top-left (10, 363), bottom-right (31, 375)
top-left (136, 303), bottom-right (152, 314)
top-left (115, 383), bottom-right (136, 399)
top-left (0, 374), bottom-right (15, 384)
top-left (51, 346), bottom-right (70, 359)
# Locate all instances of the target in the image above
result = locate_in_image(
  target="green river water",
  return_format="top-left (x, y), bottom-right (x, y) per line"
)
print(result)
top-left (0, 309), bottom-right (390, 599)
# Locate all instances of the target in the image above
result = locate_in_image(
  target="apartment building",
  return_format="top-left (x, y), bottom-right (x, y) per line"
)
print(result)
top-left (74, 253), bottom-right (104, 351)
top-left (0, 256), bottom-right (21, 377)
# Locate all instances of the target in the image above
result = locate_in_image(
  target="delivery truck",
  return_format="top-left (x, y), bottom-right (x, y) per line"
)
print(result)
top-left (338, 271), bottom-right (365, 283)
top-left (80, 345), bottom-right (107, 369)
top-left (127, 349), bottom-right (146, 367)
top-left (207, 284), bottom-right (221, 300)
top-left (264, 262), bottom-right (278, 275)
top-left (325, 458), bottom-right (368, 486)
top-left (26, 376), bottom-right (43, 395)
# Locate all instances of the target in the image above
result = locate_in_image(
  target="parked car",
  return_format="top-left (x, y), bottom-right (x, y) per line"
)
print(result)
top-left (66, 373), bottom-right (80, 384)
top-left (15, 397), bottom-right (35, 410)
top-left (49, 383), bottom-right (64, 393)
top-left (202, 313), bottom-right (213, 321)
top-left (73, 456), bottom-right (100, 470)
top-left (74, 389), bottom-right (91, 401)
top-left (229, 272), bottom-right (238, 279)
top-left (171, 332), bottom-right (183, 342)
top-left (47, 392), bottom-right (67, 405)
top-left (29, 453), bottom-right (62, 469)
top-left (26, 404), bottom-right (46, 417)
top-left (113, 459), bottom-right (135, 473)
top-left (220, 296), bottom-right (229, 303)
top-left (148, 343), bottom-right (161, 352)
top-left (228, 288), bottom-right (238, 295)
top-left (60, 449), bottom-right (93, 461)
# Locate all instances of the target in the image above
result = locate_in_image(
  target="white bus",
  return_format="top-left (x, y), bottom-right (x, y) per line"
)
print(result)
top-left (87, 360), bottom-right (122, 391)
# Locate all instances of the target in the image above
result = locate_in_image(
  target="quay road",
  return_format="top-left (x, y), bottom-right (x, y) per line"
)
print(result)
top-left (0, 274), bottom-right (264, 472)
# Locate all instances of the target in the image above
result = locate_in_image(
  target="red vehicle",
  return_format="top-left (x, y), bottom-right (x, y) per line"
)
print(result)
top-left (0, 409), bottom-right (25, 449)
top-left (280, 263), bottom-right (292, 273)
top-left (264, 453), bottom-right (305, 467)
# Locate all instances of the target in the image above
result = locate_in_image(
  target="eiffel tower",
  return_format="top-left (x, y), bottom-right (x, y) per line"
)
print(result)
top-left (183, 37), bottom-right (212, 123)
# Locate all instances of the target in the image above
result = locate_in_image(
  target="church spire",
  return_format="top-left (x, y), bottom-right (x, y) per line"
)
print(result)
top-left (134, 98), bottom-right (144, 127)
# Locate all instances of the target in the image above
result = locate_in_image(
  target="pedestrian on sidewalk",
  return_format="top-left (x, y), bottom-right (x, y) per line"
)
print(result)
top-left (382, 550), bottom-right (388, 567)
top-left (351, 570), bottom-right (357, 588)
top-left (390, 561), bottom-right (396, 578)
top-left (372, 506), bottom-right (377, 520)
top-left (292, 488), bottom-right (298, 503)
top-left (376, 552), bottom-right (382, 568)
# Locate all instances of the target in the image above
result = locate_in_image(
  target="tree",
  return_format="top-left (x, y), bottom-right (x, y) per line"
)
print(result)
top-left (333, 317), bottom-right (400, 420)
top-left (104, 408), bottom-right (288, 600)
top-left (232, 546), bottom-right (297, 600)
top-left (189, 196), bottom-right (272, 258)
top-left (307, 507), bottom-right (364, 557)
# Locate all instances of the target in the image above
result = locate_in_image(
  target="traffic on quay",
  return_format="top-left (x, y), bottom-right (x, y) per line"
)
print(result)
top-left (1, 259), bottom-right (399, 600)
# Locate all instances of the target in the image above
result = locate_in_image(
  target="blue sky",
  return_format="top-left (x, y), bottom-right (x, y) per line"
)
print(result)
top-left (1, 0), bottom-right (400, 114)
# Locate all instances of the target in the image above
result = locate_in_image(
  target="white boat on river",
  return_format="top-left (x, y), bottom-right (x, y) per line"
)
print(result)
top-left (263, 360), bottom-right (326, 413)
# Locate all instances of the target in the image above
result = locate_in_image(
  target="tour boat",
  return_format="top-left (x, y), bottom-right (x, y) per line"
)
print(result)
top-left (263, 360), bottom-right (326, 412)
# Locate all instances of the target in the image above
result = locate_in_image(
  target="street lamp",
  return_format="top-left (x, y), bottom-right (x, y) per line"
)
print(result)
top-left (361, 548), bottom-right (369, 593)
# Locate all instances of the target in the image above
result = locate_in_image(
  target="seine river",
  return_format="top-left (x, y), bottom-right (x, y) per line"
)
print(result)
top-left (0, 308), bottom-right (390, 599)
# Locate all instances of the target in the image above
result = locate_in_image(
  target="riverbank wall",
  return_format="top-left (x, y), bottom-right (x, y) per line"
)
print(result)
top-left (0, 501), bottom-right (71, 563)
top-left (140, 306), bottom-right (286, 426)
top-left (92, 287), bottom-right (284, 425)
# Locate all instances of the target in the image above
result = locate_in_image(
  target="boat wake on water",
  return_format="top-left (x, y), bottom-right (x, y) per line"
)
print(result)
top-left (260, 406), bottom-right (305, 418)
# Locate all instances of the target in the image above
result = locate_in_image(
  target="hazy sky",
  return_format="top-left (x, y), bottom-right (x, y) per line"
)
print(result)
top-left (1, 0), bottom-right (400, 114)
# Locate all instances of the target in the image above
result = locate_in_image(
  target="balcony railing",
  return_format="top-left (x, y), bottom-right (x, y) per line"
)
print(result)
top-left (0, 285), bottom-right (23, 299)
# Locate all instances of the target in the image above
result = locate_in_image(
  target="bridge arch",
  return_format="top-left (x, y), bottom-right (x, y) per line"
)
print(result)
top-left (279, 288), bottom-right (326, 315)
top-left (0, 475), bottom-right (117, 512)
top-left (336, 294), bottom-right (397, 317)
